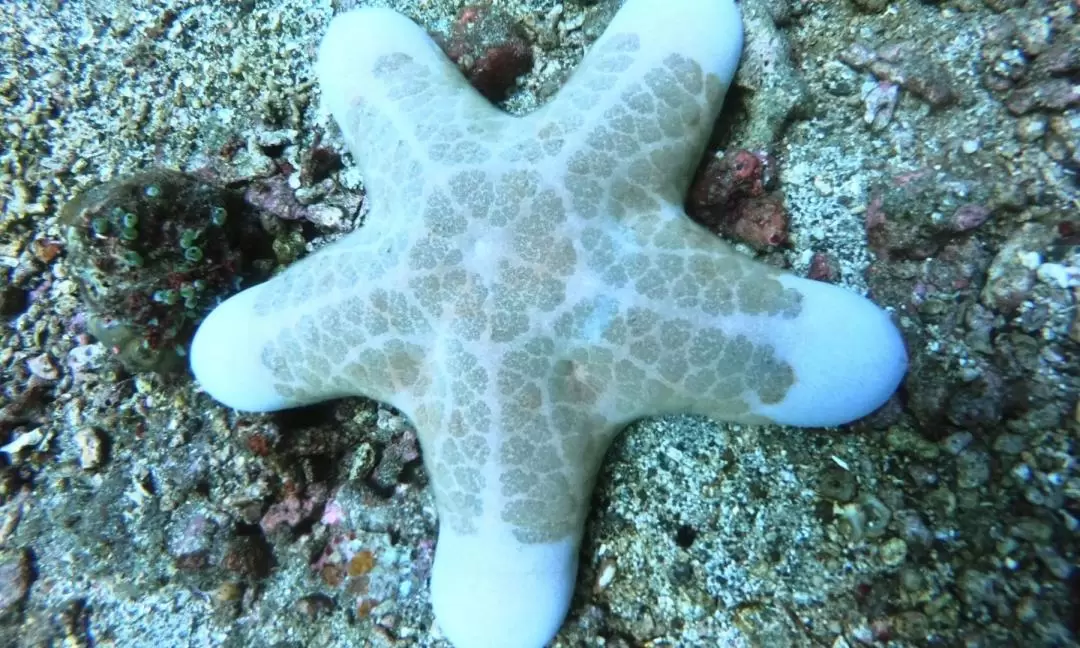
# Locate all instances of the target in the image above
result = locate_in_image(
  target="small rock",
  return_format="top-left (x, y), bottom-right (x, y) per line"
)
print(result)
top-left (595, 559), bottom-right (617, 590)
top-left (981, 223), bottom-right (1055, 313)
top-left (841, 42), bottom-right (957, 107)
top-left (893, 611), bottom-right (931, 641)
top-left (1016, 114), bottom-right (1047, 142)
top-left (949, 204), bottom-right (992, 232)
top-left (958, 568), bottom-right (1006, 607)
top-left (30, 237), bottom-right (63, 263)
top-left (1036, 262), bottom-right (1079, 289)
top-left (865, 171), bottom-right (995, 260)
top-left (942, 431), bottom-right (973, 455)
top-left (244, 175), bottom-right (310, 221)
top-left (295, 593), bottom-right (336, 619)
top-left (0, 429), bottom-right (44, 460)
top-left (1011, 517), bottom-right (1052, 543)
top-left (1005, 78), bottom-right (1080, 115)
top-left (879, 537), bottom-right (908, 568)
top-left (849, 0), bottom-right (890, 13)
top-left (220, 536), bottom-right (272, 580)
top-left (73, 427), bottom-right (108, 471)
top-left (167, 502), bottom-right (225, 570)
top-left (0, 272), bottom-right (27, 318)
top-left (304, 203), bottom-right (348, 230)
top-left (818, 465), bottom-right (858, 502)
top-left (26, 354), bottom-right (60, 381)
top-left (1036, 546), bottom-right (1075, 580)
top-left (260, 484), bottom-right (329, 534)
top-left (1015, 17), bottom-right (1051, 57)
top-left (66, 344), bottom-right (108, 373)
top-left (808, 251), bottom-right (841, 283)
top-left (729, 195), bottom-right (789, 250)
top-left (899, 512), bottom-right (933, 548)
top-left (862, 81), bottom-right (899, 130)
top-left (946, 362), bottom-right (1005, 429)
top-left (441, 3), bottom-right (534, 102)
top-left (1070, 290), bottom-right (1080, 343)
top-left (956, 450), bottom-right (992, 489)
top-left (0, 550), bottom-right (33, 616)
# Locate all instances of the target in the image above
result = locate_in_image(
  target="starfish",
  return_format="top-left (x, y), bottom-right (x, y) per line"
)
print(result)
top-left (190, 1), bottom-right (907, 646)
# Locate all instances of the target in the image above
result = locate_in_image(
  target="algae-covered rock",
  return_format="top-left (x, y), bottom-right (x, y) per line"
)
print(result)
top-left (62, 168), bottom-right (272, 373)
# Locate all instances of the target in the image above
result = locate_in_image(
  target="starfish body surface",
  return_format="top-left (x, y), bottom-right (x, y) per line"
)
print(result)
top-left (191, 1), bottom-right (907, 646)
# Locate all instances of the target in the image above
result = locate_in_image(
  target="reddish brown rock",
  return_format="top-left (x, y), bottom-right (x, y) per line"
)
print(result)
top-left (0, 550), bottom-right (32, 618)
top-left (808, 252), bottom-right (840, 283)
top-left (840, 42), bottom-right (957, 108)
top-left (688, 149), bottom-right (787, 250)
top-left (729, 195), bottom-right (789, 250)
top-left (441, 3), bottom-right (533, 102)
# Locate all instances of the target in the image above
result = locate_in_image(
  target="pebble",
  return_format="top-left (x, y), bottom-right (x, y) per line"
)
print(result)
top-left (900, 512), bottom-right (934, 547)
top-left (26, 353), bottom-right (59, 380)
top-left (1036, 546), bottom-right (1075, 580)
top-left (879, 537), bottom-right (908, 568)
top-left (993, 433), bottom-right (1026, 455)
top-left (74, 427), bottom-right (107, 470)
top-left (295, 593), bottom-right (336, 619)
top-left (818, 465), bottom-right (857, 502)
top-left (0, 429), bottom-right (44, 460)
top-left (0, 551), bottom-right (33, 615)
top-left (66, 344), bottom-right (107, 372)
top-left (596, 559), bottom-right (617, 590)
top-left (862, 496), bottom-right (892, 538)
top-left (1036, 262), bottom-right (1080, 289)
top-left (956, 450), bottom-right (991, 489)
top-left (942, 431), bottom-right (973, 455)
top-left (1016, 114), bottom-right (1048, 142)
top-left (304, 203), bottom-right (348, 230)
top-left (167, 502), bottom-right (223, 568)
top-left (862, 81), bottom-right (899, 130)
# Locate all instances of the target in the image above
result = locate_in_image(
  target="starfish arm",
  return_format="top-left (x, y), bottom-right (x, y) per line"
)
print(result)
top-left (750, 273), bottom-right (908, 425)
top-left (431, 526), bottom-right (578, 648)
top-left (595, 216), bottom-right (907, 428)
top-left (189, 254), bottom-right (431, 413)
top-left (317, 8), bottom-right (509, 209)
top-left (537, 0), bottom-right (743, 209)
